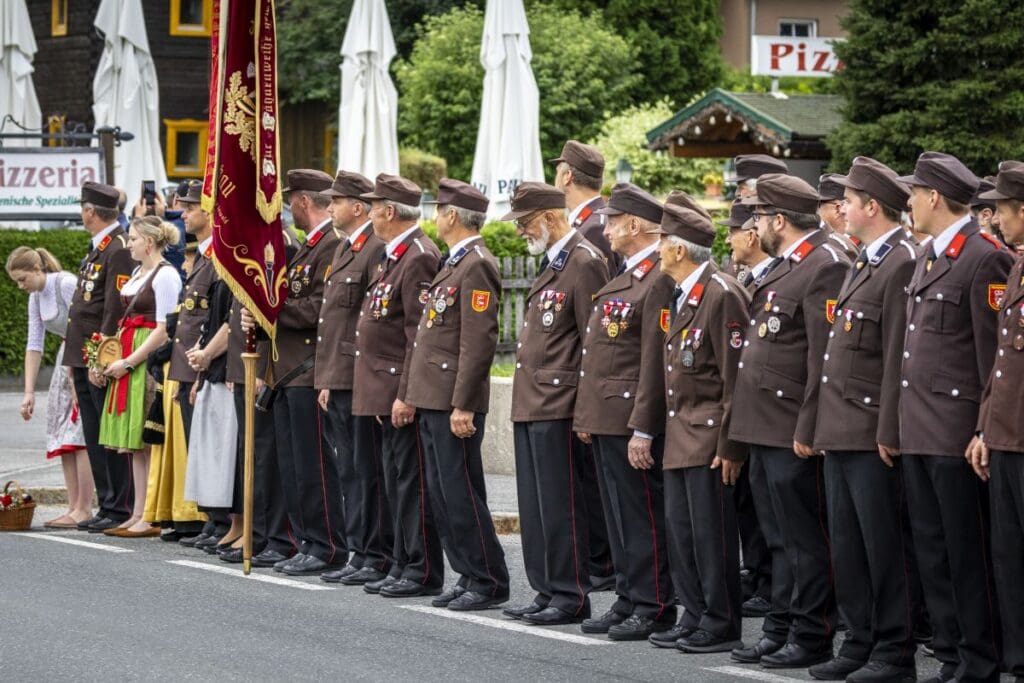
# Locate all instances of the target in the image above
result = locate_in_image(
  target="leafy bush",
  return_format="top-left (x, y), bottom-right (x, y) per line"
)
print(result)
top-left (418, 220), bottom-right (529, 258)
top-left (399, 148), bottom-right (447, 194)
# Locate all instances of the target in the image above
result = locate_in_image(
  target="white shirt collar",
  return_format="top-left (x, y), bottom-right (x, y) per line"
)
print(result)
top-left (748, 256), bottom-right (775, 279)
top-left (448, 235), bottom-right (479, 258)
top-left (864, 226), bottom-right (904, 261)
top-left (307, 217), bottom-right (332, 241)
top-left (545, 228), bottom-right (578, 263)
top-left (197, 236), bottom-right (213, 254)
top-left (676, 262), bottom-right (709, 311)
top-left (623, 240), bottom-right (660, 272)
top-left (932, 214), bottom-right (972, 257)
top-left (386, 223), bottom-right (421, 258)
top-left (348, 221), bottom-right (372, 244)
top-left (91, 222), bottom-right (120, 249)
top-left (568, 195), bottom-right (601, 226)
top-left (780, 229), bottom-right (818, 260)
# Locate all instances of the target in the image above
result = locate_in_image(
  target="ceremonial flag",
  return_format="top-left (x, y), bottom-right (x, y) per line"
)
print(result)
top-left (201, 0), bottom-right (286, 336)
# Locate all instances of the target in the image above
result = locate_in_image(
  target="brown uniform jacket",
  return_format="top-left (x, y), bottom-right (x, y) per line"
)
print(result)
top-left (404, 237), bottom-right (501, 414)
top-left (511, 231), bottom-right (609, 422)
top-left (272, 220), bottom-right (341, 388)
top-left (814, 229), bottom-right (917, 452)
top-left (574, 195), bottom-right (621, 271)
top-left (573, 248), bottom-right (674, 436)
top-left (314, 223), bottom-right (386, 391)
top-left (978, 254), bottom-right (1024, 453)
top-left (663, 263), bottom-right (750, 468)
top-left (730, 230), bottom-right (850, 448)
top-left (64, 226), bottom-right (135, 368)
top-left (900, 220), bottom-right (1013, 456)
top-left (168, 246), bottom-right (219, 383)
top-left (351, 227), bottom-right (441, 417)
top-left (825, 225), bottom-right (861, 262)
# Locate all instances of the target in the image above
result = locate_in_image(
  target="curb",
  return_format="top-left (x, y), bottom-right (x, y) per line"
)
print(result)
top-left (27, 487), bottom-right (523, 536)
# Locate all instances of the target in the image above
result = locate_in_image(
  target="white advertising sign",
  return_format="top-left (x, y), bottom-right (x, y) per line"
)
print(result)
top-left (751, 36), bottom-right (843, 78)
top-left (0, 148), bottom-right (105, 220)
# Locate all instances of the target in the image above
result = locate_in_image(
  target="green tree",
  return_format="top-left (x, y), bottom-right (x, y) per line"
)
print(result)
top-left (547, 0), bottom-right (723, 104)
top-left (395, 4), bottom-right (639, 180)
top-left (827, 0), bottom-right (1024, 175)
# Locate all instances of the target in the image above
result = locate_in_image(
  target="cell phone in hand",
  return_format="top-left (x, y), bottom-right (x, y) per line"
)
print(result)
top-left (142, 180), bottom-right (157, 205)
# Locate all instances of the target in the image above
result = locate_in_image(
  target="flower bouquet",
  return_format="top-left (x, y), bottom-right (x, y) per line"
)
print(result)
top-left (0, 480), bottom-right (35, 531)
top-left (83, 332), bottom-right (121, 371)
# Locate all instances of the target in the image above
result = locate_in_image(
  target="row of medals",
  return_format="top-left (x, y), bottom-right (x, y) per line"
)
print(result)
top-left (290, 265), bottom-right (311, 294)
top-left (427, 287), bottom-right (457, 328)
top-left (80, 264), bottom-right (101, 301)
top-left (538, 290), bottom-right (565, 328)
top-left (679, 329), bottom-right (703, 368)
top-left (757, 298), bottom-right (782, 338)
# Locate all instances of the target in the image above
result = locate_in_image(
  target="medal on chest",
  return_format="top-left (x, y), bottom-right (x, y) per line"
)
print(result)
top-left (371, 282), bottom-right (394, 319)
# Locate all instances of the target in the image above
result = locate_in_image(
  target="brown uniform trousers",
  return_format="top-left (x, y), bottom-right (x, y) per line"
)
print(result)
top-left (900, 220), bottom-right (1011, 682)
top-left (978, 254), bottom-right (1024, 678)
top-left (574, 249), bottom-right (675, 623)
top-left (65, 226), bottom-right (135, 522)
top-left (405, 237), bottom-right (509, 598)
top-left (662, 263), bottom-right (749, 640)
top-left (511, 231), bottom-right (609, 615)
top-left (730, 230), bottom-right (848, 651)
top-left (814, 229), bottom-right (919, 667)
top-left (352, 227), bottom-right (443, 588)
top-left (314, 224), bottom-right (390, 572)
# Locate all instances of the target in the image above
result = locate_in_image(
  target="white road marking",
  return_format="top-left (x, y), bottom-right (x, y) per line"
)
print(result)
top-left (0, 462), bottom-right (61, 478)
top-left (399, 605), bottom-right (612, 646)
top-left (704, 666), bottom-right (805, 682)
top-left (167, 560), bottom-right (334, 591)
top-left (18, 532), bottom-right (134, 553)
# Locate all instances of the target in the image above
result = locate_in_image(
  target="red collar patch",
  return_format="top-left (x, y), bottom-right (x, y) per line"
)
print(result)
top-left (850, 235), bottom-right (862, 246)
top-left (306, 230), bottom-right (324, 247)
top-left (350, 231), bottom-right (368, 252)
top-left (97, 235), bottom-right (112, 252)
top-left (945, 232), bottom-right (967, 259)
top-left (573, 205), bottom-right (593, 227)
top-left (687, 283), bottom-right (705, 307)
top-left (790, 240), bottom-right (816, 263)
top-left (390, 242), bottom-right (409, 261)
top-left (204, 244), bottom-right (214, 259)
top-left (632, 259), bottom-right (654, 279)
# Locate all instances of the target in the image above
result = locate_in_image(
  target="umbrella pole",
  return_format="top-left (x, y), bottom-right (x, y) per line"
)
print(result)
top-left (241, 327), bottom-right (259, 575)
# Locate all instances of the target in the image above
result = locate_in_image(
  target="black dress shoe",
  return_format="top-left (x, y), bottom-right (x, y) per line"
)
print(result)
top-left (649, 623), bottom-right (694, 649)
top-left (608, 615), bottom-right (674, 642)
top-left (275, 553), bottom-right (306, 572)
top-left (87, 518), bottom-right (120, 533)
top-left (379, 578), bottom-right (442, 598)
top-left (77, 515), bottom-right (104, 530)
top-left (919, 663), bottom-right (956, 683)
top-left (159, 530), bottom-right (185, 542)
top-left (320, 565), bottom-right (360, 583)
top-left (447, 591), bottom-right (508, 611)
top-left (339, 566), bottom-right (388, 586)
top-left (581, 609), bottom-right (627, 634)
top-left (194, 534), bottom-right (220, 550)
top-left (846, 660), bottom-right (916, 683)
top-left (431, 585), bottom-right (467, 607)
top-left (178, 532), bottom-right (209, 548)
top-left (219, 548), bottom-right (244, 564)
top-left (761, 642), bottom-right (833, 669)
top-left (282, 555), bottom-right (334, 576)
top-left (731, 636), bottom-right (785, 663)
top-left (589, 574), bottom-right (616, 592)
top-left (522, 605), bottom-right (591, 626)
top-left (502, 602), bottom-right (545, 620)
top-left (808, 655), bottom-right (866, 680)
top-left (742, 595), bottom-right (771, 617)
top-left (676, 629), bottom-right (743, 653)
top-left (251, 549), bottom-right (290, 568)
top-left (364, 575), bottom-right (397, 594)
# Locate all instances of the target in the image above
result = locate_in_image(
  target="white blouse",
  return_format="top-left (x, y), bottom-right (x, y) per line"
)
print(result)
top-left (26, 271), bottom-right (77, 352)
top-left (120, 265), bottom-right (183, 324)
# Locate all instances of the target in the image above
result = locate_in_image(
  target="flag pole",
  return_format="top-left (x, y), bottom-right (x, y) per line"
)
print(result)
top-left (241, 327), bottom-right (258, 575)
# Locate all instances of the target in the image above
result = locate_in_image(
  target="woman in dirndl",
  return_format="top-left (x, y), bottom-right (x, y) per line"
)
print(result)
top-left (98, 216), bottom-right (182, 537)
top-left (6, 247), bottom-right (92, 527)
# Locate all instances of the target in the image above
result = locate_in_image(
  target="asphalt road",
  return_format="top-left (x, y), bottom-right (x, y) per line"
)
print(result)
top-left (0, 516), bottom-right (954, 683)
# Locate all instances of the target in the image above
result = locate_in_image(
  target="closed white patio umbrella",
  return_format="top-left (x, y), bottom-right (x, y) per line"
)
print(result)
top-left (0, 0), bottom-right (42, 145)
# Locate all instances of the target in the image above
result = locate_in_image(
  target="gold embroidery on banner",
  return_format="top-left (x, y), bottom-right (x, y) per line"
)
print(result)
top-left (224, 71), bottom-right (257, 161)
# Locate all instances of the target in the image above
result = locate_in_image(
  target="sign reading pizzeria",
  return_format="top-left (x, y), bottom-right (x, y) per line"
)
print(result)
top-left (750, 36), bottom-right (843, 78)
top-left (0, 148), bottom-right (105, 221)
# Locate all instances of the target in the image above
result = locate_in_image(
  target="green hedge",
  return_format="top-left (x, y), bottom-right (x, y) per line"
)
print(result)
top-left (0, 228), bottom-right (92, 376)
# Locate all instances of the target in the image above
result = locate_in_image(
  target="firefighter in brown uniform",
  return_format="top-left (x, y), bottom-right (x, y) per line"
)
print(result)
top-left (67, 181), bottom-right (136, 532)
top-left (732, 154), bottom-right (789, 200)
top-left (404, 179), bottom-right (510, 610)
top-left (729, 174), bottom-right (848, 669)
top-left (810, 157), bottom-right (919, 683)
top-left (897, 152), bottom-right (1011, 683)
top-left (311, 171), bottom-right (390, 585)
top-left (651, 204), bottom-right (750, 653)
top-left (573, 183), bottom-right (675, 640)
top-left (818, 173), bottom-right (862, 261)
top-left (352, 174), bottom-right (444, 598)
top-left (242, 169), bottom-right (348, 576)
top-left (501, 182), bottom-right (609, 625)
top-left (969, 160), bottom-right (1024, 683)
top-left (551, 139), bottom-right (616, 587)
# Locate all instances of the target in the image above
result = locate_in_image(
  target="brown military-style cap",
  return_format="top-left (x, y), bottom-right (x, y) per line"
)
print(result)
top-left (834, 156), bottom-right (910, 212)
top-left (595, 182), bottom-right (663, 224)
top-left (979, 161), bottom-right (1024, 202)
top-left (283, 168), bottom-right (334, 194)
top-left (665, 190), bottom-right (711, 220)
top-left (741, 173), bottom-right (820, 214)
top-left (549, 140), bottom-right (605, 178)
top-left (79, 181), bottom-right (119, 209)
top-left (970, 178), bottom-right (996, 208)
top-left (817, 173), bottom-right (846, 202)
top-left (718, 201), bottom-right (754, 229)
top-left (177, 179), bottom-right (203, 204)
top-left (896, 152), bottom-right (979, 206)
top-left (360, 173), bottom-right (423, 206)
top-left (425, 178), bottom-right (489, 214)
top-left (734, 154), bottom-right (788, 183)
top-left (499, 181), bottom-right (566, 221)
top-left (653, 204), bottom-right (716, 247)
top-left (321, 170), bottom-right (374, 199)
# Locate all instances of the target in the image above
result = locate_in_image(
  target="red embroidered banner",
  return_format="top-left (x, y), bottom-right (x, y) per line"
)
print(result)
top-left (201, 0), bottom-right (287, 335)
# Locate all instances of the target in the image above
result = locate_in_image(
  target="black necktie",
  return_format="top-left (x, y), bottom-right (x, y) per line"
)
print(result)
top-left (669, 286), bottom-right (685, 325)
top-left (740, 270), bottom-right (754, 287)
top-left (539, 255), bottom-right (550, 272)
top-left (616, 262), bottom-right (627, 277)
top-left (854, 250), bottom-right (870, 270)
top-left (755, 257), bottom-right (783, 285)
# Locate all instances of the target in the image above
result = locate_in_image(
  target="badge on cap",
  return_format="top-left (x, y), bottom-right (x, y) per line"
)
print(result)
top-left (989, 284), bottom-right (1006, 311)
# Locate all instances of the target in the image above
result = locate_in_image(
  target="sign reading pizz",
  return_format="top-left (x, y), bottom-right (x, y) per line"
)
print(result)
top-left (0, 148), bottom-right (104, 220)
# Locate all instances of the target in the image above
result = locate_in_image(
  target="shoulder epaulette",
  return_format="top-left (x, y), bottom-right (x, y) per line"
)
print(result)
top-left (978, 232), bottom-right (1004, 250)
top-left (899, 240), bottom-right (917, 259)
top-left (711, 273), bottom-right (730, 290)
top-left (576, 242), bottom-right (600, 259)
top-left (821, 244), bottom-right (841, 262)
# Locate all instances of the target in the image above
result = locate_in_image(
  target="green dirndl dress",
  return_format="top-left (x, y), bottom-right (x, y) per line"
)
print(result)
top-left (98, 326), bottom-right (152, 451)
